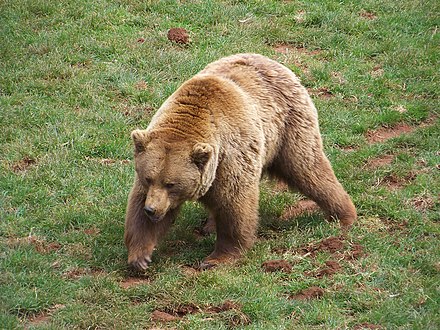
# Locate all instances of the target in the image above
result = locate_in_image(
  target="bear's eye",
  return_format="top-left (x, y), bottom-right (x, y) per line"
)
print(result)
top-left (164, 182), bottom-right (175, 189)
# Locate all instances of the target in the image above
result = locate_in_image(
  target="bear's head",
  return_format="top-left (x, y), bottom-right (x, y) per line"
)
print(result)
top-left (131, 129), bottom-right (218, 222)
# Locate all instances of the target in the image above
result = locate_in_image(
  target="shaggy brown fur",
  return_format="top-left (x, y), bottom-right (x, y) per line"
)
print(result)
top-left (125, 53), bottom-right (356, 270)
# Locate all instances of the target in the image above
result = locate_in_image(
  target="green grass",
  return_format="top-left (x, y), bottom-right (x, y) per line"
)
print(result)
top-left (1, 0), bottom-right (439, 329)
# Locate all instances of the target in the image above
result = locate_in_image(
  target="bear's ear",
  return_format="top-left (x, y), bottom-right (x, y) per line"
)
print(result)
top-left (131, 129), bottom-right (149, 154)
top-left (191, 143), bottom-right (213, 170)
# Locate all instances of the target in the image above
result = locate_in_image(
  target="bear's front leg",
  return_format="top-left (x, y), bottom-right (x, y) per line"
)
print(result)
top-left (124, 183), bottom-right (178, 270)
top-left (201, 183), bottom-right (259, 268)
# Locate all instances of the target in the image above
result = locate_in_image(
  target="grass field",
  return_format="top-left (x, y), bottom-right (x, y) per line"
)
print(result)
top-left (1, 0), bottom-right (439, 329)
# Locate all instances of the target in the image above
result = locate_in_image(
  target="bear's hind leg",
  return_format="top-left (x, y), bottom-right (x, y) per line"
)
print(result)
top-left (271, 149), bottom-right (356, 227)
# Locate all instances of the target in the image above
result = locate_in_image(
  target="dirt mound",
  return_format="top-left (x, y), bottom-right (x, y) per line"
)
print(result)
top-left (167, 28), bottom-right (189, 44)
top-left (300, 236), bottom-right (345, 257)
top-left (262, 259), bottom-right (292, 273)
top-left (290, 286), bottom-right (325, 300)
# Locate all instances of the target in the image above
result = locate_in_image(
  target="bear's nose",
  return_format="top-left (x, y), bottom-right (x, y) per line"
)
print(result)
top-left (143, 206), bottom-right (156, 217)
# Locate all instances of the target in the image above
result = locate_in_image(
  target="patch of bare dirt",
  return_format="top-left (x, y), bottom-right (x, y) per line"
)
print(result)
top-left (366, 123), bottom-right (414, 144)
top-left (12, 157), bottom-right (36, 172)
top-left (290, 286), bottom-right (325, 300)
top-left (180, 265), bottom-right (201, 276)
top-left (366, 154), bottom-right (394, 169)
top-left (308, 87), bottom-right (334, 99)
top-left (378, 172), bottom-right (416, 190)
top-left (262, 259), bottom-right (292, 273)
top-left (411, 195), bottom-right (436, 211)
top-left (120, 276), bottom-right (151, 289)
top-left (7, 236), bottom-right (61, 254)
top-left (83, 227), bottom-right (100, 235)
top-left (153, 301), bottom-right (249, 325)
top-left (360, 11), bottom-right (377, 20)
top-left (346, 243), bottom-right (364, 260)
top-left (313, 260), bottom-right (342, 278)
top-left (136, 37), bottom-right (145, 43)
top-left (299, 236), bottom-right (365, 261)
top-left (300, 236), bottom-right (345, 257)
top-left (280, 199), bottom-right (319, 220)
top-left (381, 219), bottom-right (409, 234)
top-left (370, 65), bottom-right (384, 78)
top-left (151, 310), bottom-right (180, 322)
top-left (25, 304), bottom-right (65, 329)
top-left (167, 28), bottom-right (190, 44)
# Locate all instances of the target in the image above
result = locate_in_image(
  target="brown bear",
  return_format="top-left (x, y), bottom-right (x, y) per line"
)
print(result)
top-left (125, 53), bottom-right (356, 270)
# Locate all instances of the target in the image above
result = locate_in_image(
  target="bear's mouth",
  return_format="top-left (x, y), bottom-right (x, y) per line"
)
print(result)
top-left (146, 214), bottom-right (164, 223)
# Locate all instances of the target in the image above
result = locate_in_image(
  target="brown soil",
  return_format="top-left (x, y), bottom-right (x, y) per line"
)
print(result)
top-left (26, 312), bottom-right (50, 328)
top-left (317, 236), bottom-right (345, 253)
top-left (314, 260), bottom-right (342, 278)
top-left (12, 156), bottom-right (36, 172)
top-left (366, 154), bottom-right (394, 169)
top-left (63, 267), bottom-right (106, 279)
top-left (83, 227), bottom-right (100, 235)
top-left (167, 28), bottom-right (190, 44)
top-left (26, 304), bottom-right (65, 329)
top-left (290, 286), bottom-right (325, 300)
top-left (136, 37), bottom-right (145, 43)
top-left (120, 276), bottom-right (151, 289)
top-left (280, 199), bottom-right (319, 220)
top-left (360, 11), bottom-right (377, 20)
top-left (153, 300), bottom-right (248, 324)
top-left (262, 259), bottom-right (292, 273)
top-left (7, 236), bottom-right (61, 254)
top-left (206, 300), bottom-right (241, 313)
top-left (298, 236), bottom-right (365, 262)
top-left (180, 265), bottom-right (201, 276)
top-left (151, 310), bottom-right (180, 322)
top-left (366, 123), bottom-right (414, 144)
top-left (346, 243), bottom-right (364, 260)
top-left (379, 172), bottom-right (416, 190)
top-left (63, 268), bottom-right (88, 279)
top-left (411, 195), bottom-right (436, 211)
top-left (370, 65), bottom-right (384, 78)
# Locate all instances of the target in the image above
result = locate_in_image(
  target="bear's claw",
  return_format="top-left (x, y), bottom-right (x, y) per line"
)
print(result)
top-left (130, 256), bottom-right (152, 271)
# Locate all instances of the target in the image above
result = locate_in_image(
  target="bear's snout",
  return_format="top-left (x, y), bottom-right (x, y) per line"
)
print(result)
top-left (143, 206), bottom-right (163, 222)
top-left (143, 205), bottom-right (156, 217)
